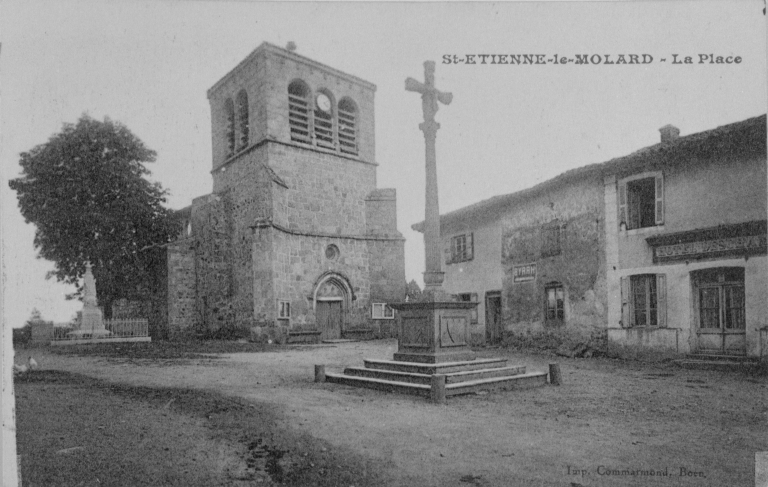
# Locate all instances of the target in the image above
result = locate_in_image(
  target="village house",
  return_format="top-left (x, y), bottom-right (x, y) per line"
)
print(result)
top-left (166, 43), bottom-right (405, 342)
top-left (415, 115), bottom-right (766, 356)
top-left (414, 154), bottom-right (608, 345)
top-left (605, 116), bottom-right (766, 356)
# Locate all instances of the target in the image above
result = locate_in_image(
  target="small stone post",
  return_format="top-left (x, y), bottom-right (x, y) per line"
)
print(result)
top-left (314, 365), bottom-right (326, 383)
top-left (548, 363), bottom-right (562, 386)
top-left (430, 374), bottom-right (446, 404)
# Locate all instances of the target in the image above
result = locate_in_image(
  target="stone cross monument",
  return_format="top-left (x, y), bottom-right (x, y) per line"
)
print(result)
top-left (69, 262), bottom-right (110, 338)
top-left (390, 61), bottom-right (477, 364)
top-left (405, 61), bottom-right (453, 295)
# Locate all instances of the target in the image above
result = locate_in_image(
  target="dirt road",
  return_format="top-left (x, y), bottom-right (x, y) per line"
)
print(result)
top-left (29, 340), bottom-right (767, 486)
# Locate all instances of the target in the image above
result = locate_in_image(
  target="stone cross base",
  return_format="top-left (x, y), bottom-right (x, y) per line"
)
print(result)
top-left (389, 301), bottom-right (477, 364)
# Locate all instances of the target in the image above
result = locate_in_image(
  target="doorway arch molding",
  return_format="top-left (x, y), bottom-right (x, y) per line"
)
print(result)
top-left (311, 271), bottom-right (356, 311)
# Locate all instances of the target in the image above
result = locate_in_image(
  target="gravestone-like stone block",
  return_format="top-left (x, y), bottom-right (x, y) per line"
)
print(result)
top-left (440, 316), bottom-right (467, 347)
top-left (401, 316), bottom-right (431, 348)
top-left (391, 301), bottom-right (477, 364)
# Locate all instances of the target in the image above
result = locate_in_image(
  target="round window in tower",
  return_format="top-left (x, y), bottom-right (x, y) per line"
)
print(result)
top-left (325, 244), bottom-right (339, 261)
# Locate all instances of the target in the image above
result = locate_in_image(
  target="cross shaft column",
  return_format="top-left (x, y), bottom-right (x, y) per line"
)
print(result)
top-left (420, 119), bottom-right (444, 292)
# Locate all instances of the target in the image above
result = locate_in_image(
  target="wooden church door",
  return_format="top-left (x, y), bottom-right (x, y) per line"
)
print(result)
top-left (317, 300), bottom-right (343, 340)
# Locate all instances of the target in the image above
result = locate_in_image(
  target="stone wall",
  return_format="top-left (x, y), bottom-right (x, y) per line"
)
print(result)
top-left (167, 238), bottom-right (197, 339)
top-left (190, 193), bottom-right (235, 333)
top-left (269, 143), bottom-right (377, 236)
top-left (366, 238), bottom-right (406, 337)
top-left (365, 189), bottom-right (399, 235)
top-left (270, 231), bottom-right (371, 331)
top-left (501, 175), bottom-right (607, 336)
top-left (209, 50), bottom-right (269, 171)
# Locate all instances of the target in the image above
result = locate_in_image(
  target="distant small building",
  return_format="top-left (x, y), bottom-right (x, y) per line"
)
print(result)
top-left (415, 115), bottom-right (766, 356)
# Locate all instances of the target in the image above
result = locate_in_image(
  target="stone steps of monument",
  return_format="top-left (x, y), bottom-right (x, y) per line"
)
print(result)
top-left (324, 370), bottom-right (547, 398)
top-left (445, 365), bottom-right (527, 384)
top-left (343, 367), bottom-right (430, 385)
top-left (445, 371), bottom-right (548, 397)
top-left (342, 365), bottom-right (528, 385)
top-left (324, 373), bottom-right (430, 397)
top-left (362, 357), bottom-right (508, 375)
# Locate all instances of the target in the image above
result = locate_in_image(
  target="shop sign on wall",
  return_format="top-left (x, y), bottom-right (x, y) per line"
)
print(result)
top-left (513, 263), bottom-right (536, 283)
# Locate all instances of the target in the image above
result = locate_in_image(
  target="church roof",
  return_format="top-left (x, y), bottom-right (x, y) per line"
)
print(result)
top-left (207, 42), bottom-right (376, 98)
top-left (413, 114), bottom-right (766, 233)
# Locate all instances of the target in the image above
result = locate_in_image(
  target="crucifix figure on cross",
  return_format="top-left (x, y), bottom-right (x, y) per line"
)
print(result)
top-left (405, 61), bottom-right (453, 125)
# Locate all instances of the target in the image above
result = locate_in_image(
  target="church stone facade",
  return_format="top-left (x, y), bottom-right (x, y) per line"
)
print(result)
top-left (167, 42), bottom-right (405, 341)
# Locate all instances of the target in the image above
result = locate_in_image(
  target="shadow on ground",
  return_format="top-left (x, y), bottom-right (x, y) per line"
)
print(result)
top-left (15, 369), bottom-right (389, 487)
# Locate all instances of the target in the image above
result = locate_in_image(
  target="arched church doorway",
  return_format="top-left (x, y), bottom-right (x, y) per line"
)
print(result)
top-left (314, 274), bottom-right (350, 340)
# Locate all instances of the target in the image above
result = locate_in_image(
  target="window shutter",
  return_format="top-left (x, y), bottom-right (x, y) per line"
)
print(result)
top-left (656, 274), bottom-right (667, 327)
top-left (466, 233), bottom-right (474, 260)
top-left (444, 239), bottom-right (452, 265)
top-left (620, 277), bottom-right (630, 327)
top-left (471, 292), bottom-right (478, 323)
top-left (655, 174), bottom-right (664, 225)
top-left (618, 182), bottom-right (627, 229)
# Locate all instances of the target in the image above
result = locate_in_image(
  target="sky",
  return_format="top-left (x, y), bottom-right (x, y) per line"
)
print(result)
top-left (1, 1), bottom-right (765, 327)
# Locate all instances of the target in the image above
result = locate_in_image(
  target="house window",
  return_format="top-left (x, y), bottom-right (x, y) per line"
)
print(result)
top-left (631, 275), bottom-right (657, 326)
top-left (224, 98), bottom-right (236, 156)
top-left (313, 90), bottom-right (335, 150)
top-left (288, 81), bottom-right (311, 144)
top-left (619, 174), bottom-right (664, 230)
top-left (541, 222), bottom-right (561, 258)
top-left (621, 274), bottom-right (666, 327)
top-left (695, 268), bottom-right (745, 330)
top-left (457, 293), bottom-right (479, 324)
top-left (448, 233), bottom-right (474, 264)
top-left (545, 284), bottom-right (564, 321)
top-left (338, 98), bottom-right (358, 155)
top-left (371, 303), bottom-right (394, 319)
top-left (236, 90), bottom-right (249, 148)
top-left (278, 300), bottom-right (291, 319)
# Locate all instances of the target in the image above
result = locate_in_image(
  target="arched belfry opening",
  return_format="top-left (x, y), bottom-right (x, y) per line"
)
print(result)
top-left (312, 272), bottom-right (354, 340)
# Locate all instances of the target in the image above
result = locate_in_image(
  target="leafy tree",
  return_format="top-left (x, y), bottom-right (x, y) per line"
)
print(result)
top-left (405, 279), bottom-right (423, 302)
top-left (9, 114), bottom-right (179, 316)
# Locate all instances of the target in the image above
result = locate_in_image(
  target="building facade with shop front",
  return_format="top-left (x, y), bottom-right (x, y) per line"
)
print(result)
top-left (416, 115), bottom-right (766, 356)
top-left (605, 117), bottom-right (766, 356)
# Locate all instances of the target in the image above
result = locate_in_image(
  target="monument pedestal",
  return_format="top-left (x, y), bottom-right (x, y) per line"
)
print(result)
top-left (68, 307), bottom-right (111, 338)
top-left (390, 300), bottom-right (477, 364)
top-left (67, 262), bottom-right (111, 339)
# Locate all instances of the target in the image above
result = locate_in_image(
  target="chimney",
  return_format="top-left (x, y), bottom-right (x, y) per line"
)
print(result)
top-left (659, 124), bottom-right (680, 144)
